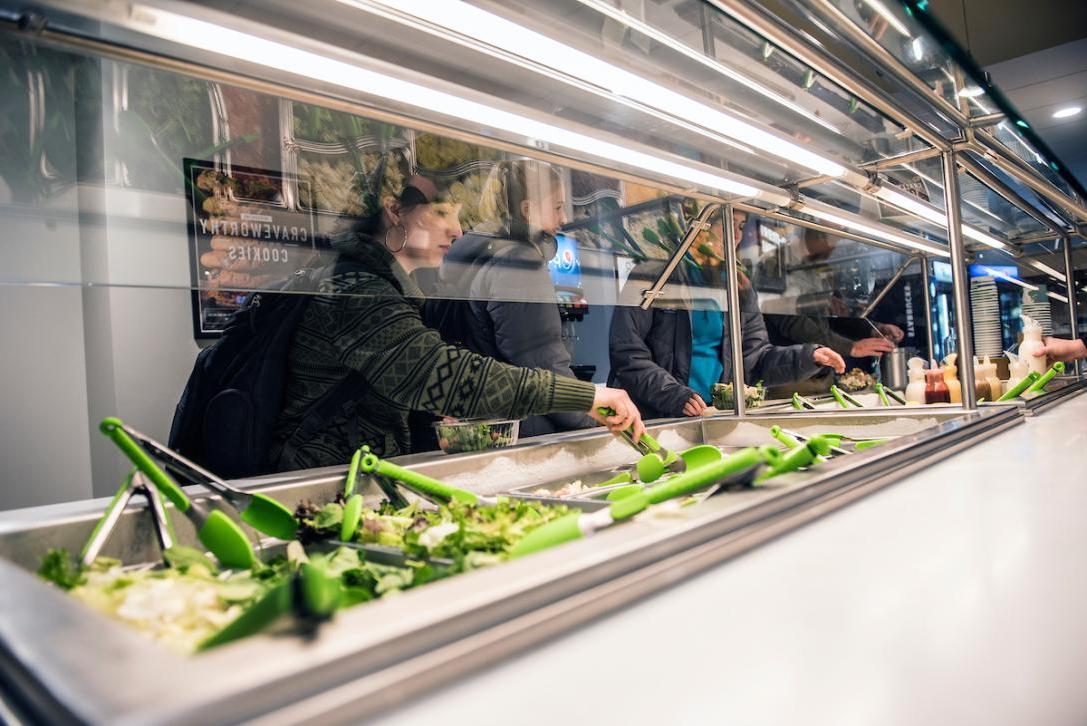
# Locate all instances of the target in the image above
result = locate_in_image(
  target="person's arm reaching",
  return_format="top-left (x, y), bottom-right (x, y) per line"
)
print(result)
top-left (1033, 336), bottom-right (1087, 363)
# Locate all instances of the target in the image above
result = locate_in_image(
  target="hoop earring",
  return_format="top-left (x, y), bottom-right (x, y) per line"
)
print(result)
top-left (384, 224), bottom-right (407, 253)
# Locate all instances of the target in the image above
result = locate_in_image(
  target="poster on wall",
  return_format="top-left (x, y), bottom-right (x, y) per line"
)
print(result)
top-left (184, 158), bottom-right (320, 338)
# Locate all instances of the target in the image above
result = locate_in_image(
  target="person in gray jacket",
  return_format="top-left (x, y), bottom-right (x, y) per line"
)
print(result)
top-left (609, 209), bottom-right (845, 419)
top-left (428, 159), bottom-right (594, 437)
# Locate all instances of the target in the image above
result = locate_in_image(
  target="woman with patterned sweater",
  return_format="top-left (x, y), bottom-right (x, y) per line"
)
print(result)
top-left (268, 173), bottom-right (642, 472)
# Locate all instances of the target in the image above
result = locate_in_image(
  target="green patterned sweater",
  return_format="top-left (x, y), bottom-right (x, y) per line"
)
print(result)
top-left (269, 236), bottom-right (596, 471)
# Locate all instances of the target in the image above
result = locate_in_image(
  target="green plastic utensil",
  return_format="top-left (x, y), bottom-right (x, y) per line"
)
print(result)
top-left (854, 438), bottom-right (890, 451)
top-left (829, 385), bottom-right (850, 409)
top-left (340, 448), bottom-right (365, 542)
top-left (874, 383), bottom-right (891, 407)
top-left (511, 447), bottom-right (775, 558)
top-left (198, 579), bottom-right (293, 651)
top-left (357, 447), bottom-right (496, 506)
top-left (756, 436), bottom-right (832, 482)
top-left (119, 422), bottom-right (298, 541)
top-left (997, 371), bottom-right (1041, 401)
top-left (792, 392), bottom-right (817, 410)
top-left (605, 484), bottom-right (645, 501)
top-left (100, 418), bottom-right (256, 570)
top-left (297, 562), bottom-right (341, 619)
top-left (769, 425), bottom-right (801, 449)
top-left (597, 407), bottom-right (684, 478)
top-left (1024, 362), bottom-right (1064, 395)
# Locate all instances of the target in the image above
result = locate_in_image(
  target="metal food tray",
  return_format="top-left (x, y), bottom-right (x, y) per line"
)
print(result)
top-left (0, 406), bottom-right (1023, 724)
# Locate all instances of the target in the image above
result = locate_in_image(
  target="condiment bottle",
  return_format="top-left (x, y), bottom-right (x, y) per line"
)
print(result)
top-left (1004, 350), bottom-right (1027, 395)
top-left (924, 368), bottom-right (950, 404)
top-left (1019, 314), bottom-right (1048, 376)
top-left (982, 355), bottom-right (1002, 400)
top-left (972, 356), bottom-right (989, 400)
top-left (942, 353), bottom-right (962, 403)
top-left (905, 357), bottom-right (927, 405)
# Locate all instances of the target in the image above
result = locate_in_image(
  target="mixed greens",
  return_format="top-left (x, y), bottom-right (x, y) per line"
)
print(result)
top-left (711, 381), bottom-right (765, 409)
top-left (434, 420), bottom-right (516, 454)
top-left (38, 497), bottom-right (567, 654)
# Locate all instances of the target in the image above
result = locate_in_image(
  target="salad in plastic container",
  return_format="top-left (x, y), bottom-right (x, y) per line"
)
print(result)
top-left (434, 419), bottom-right (519, 454)
top-left (711, 381), bottom-right (765, 409)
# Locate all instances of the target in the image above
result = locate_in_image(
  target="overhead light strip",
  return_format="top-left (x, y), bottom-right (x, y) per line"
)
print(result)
top-left (1025, 259), bottom-right (1069, 284)
top-left (572, 0), bottom-right (841, 134)
top-left (124, 5), bottom-right (761, 199)
top-left (978, 265), bottom-right (1038, 291)
top-left (799, 198), bottom-right (950, 256)
top-left (348, 0), bottom-right (847, 177)
top-left (873, 185), bottom-right (1014, 251)
top-left (861, 0), bottom-right (911, 37)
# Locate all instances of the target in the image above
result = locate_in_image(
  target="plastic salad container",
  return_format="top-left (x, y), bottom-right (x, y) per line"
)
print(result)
top-left (433, 419), bottom-right (520, 454)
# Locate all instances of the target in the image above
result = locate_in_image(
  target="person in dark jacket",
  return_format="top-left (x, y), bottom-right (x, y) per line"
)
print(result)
top-left (609, 209), bottom-right (845, 419)
top-left (428, 159), bottom-right (594, 437)
top-left (269, 171), bottom-right (643, 471)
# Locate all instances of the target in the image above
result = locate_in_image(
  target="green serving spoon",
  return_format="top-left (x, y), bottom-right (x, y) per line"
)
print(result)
top-left (100, 418), bottom-right (256, 570)
top-left (511, 446), bottom-right (778, 558)
top-left (756, 436), bottom-right (832, 482)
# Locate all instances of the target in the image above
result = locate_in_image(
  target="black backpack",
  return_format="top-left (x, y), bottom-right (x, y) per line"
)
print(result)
top-left (168, 266), bottom-right (367, 478)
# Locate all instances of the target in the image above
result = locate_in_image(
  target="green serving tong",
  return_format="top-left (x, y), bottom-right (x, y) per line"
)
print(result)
top-left (356, 446), bottom-right (498, 507)
top-left (110, 420), bottom-right (298, 542)
top-left (100, 418), bottom-right (257, 569)
top-left (80, 468), bottom-right (176, 568)
top-left (756, 435), bottom-right (833, 482)
top-left (511, 446), bottom-right (782, 558)
top-left (830, 385), bottom-right (864, 408)
top-left (597, 407), bottom-right (689, 483)
top-left (198, 560), bottom-right (341, 651)
top-left (792, 392), bottom-right (818, 410)
top-left (340, 448), bottom-right (366, 542)
top-left (1023, 362), bottom-right (1065, 396)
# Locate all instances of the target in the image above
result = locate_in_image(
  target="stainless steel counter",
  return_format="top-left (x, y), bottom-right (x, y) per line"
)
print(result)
top-left (373, 390), bottom-right (1087, 726)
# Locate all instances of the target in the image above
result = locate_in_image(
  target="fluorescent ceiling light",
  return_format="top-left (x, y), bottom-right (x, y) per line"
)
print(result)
top-left (125, 5), bottom-right (760, 198)
top-left (1053, 106), bottom-right (1082, 119)
top-left (874, 186), bottom-right (1011, 251)
top-left (572, 0), bottom-right (841, 134)
top-left (350, 0), bottom-right (847, 177)
top-left (902, 163), bottom-right (1003, 224)
top-left (861, 0), bottom-right (911, 37)
top-left (1047, 291), bottom-right (1069, 303)
top-left (799, 199), bottom-right (950, 256)
top-left (1025, 259), bottom-right (1068, 284)
top-left (979, 266), bottom-right (1038, 291)
top-left (958, 86), bottom-right (985, 99)
top-left (910, 37), bottom-right (924, 62)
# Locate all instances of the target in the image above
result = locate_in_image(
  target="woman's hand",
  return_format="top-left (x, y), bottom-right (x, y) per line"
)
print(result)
top-left (590, 387), bottom-right (646, 439)
top-left (683, 394), bottom-right (708, 417)
top-left (813, 346), bottom-right (846, 373)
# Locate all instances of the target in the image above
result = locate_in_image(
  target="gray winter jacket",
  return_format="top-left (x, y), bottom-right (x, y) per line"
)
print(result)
top-left (427, 231), bottom-right (594, 437)
top-left (608, 261), bottom-right (823, 419)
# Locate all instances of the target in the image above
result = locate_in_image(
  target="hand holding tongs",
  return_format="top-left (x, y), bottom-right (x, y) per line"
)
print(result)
top-left (80, 469), bottom-right (175, 568)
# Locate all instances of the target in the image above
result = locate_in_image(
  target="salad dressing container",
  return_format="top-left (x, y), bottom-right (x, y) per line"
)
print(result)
top-left (942, 353), bottom-right (962, 404)
top-left (905, 357), bottom-right (926, 405)
top-left (1004, 350), bottom-right (1028, 395)
top-left (982, 356), bottom-right (1002, 401)
top-left (1019, 315), bottom-right (1047, 376)
top-left (924, 367), bottom-right (950, 404)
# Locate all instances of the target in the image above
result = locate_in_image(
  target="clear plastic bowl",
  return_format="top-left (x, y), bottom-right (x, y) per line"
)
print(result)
top-left (433, 419), bottom-right (520, 454)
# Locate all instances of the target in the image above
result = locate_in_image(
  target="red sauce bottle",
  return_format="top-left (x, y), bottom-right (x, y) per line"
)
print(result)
top-left (924, 369), bottom-right (951, 404)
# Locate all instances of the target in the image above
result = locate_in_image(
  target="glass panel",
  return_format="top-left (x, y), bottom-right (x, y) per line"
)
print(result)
top-left (745, 217), bottom-right (939, 408)
top-left (7, 31), bottom-right (884, 510)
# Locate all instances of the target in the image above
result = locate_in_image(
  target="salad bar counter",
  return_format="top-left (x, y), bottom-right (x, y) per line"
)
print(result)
top-left (0, 405), bottom-right (1022, 723)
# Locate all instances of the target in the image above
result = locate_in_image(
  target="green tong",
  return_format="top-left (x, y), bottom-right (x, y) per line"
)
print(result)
top-left (598, 407), bottom-right (686, 483)
top-left (1023, 362), bottom-right (1065, 396)
top-left (198, 560), bottom-right (341, 651)
top-left (792, 392), bottom-right (818, 410)
top-left (356, 446), bottom-right (498, 507)
top-left (997, 371), bottom-right (1041, 401)
top-left (340, 448), bottom-right (365, 542)
top-left (830, 385), bottom-right (864, 408)
top-left (511, 446), bottom-right (781, 558)
top-left (80, 469), bottom-right (176, 568)
top-left (100, 418), bottom-right (257, 569)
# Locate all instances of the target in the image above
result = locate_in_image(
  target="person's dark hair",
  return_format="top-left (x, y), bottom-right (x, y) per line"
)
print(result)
top-left (479, 158), bottom-right (563, 242)
top-left (353, 149), bottom-right (441, 237)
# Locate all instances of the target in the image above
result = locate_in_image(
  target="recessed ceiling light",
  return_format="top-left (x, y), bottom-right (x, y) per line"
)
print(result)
top-left (1053, 106), bottom-right (1083, 119)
